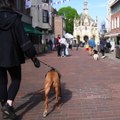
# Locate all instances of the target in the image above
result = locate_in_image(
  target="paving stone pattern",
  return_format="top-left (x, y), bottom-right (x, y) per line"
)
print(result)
top-left (1, 48), bottom-right (120, 120)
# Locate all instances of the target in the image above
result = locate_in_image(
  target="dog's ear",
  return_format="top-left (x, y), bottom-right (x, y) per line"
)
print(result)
top-left (50, 67), bottom-right (55, 71)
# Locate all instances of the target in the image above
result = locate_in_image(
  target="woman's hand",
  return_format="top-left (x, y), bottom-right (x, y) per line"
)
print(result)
top-left (31, 57), bottom-right (40, 68)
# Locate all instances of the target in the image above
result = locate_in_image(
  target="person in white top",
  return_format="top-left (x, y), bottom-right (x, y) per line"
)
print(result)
top-left (59, 36), bottom-right (68, 57)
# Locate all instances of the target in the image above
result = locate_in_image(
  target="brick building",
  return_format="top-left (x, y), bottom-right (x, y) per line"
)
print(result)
top-left (106, 0), bottom-right (120, 45)
top-left (54, 16), bottom-right (66, 38)
top-left (105, 0), bottom-right (120, 55)
top-left (110, 0), bottom-right (120, 44)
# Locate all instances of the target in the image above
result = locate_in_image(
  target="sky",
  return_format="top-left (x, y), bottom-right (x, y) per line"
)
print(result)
top-left (52, 0), bottom-right (108, 29)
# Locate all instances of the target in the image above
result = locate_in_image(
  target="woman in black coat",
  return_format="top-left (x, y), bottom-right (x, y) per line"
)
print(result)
top-left (0, 0), bottom-right (40, 119)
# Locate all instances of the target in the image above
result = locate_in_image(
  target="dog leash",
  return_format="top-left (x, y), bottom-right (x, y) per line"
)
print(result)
top-left (39, 60), bottom-right (55, 69)
top-left (31, 59), bottom-right (61, 97)
top-left (32, 57), bottom-right (55, 69)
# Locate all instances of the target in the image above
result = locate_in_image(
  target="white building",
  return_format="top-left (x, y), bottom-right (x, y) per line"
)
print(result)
top-left (73, 0), bottom-right (99, 44)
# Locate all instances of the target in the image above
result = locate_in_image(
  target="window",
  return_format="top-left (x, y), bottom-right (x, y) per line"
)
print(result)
top-left (42, 10), bottom-right (49, 23)
top-left (15, 0), bottom-right (21, 10)
top-left (42, 0), bottom-right (49, 3)
top-left (114, 18), bottom-right (116, 29)
top-left (117, 16), bottom-right (119, 28)
top-left (111, 19), bottom-right (113, 29)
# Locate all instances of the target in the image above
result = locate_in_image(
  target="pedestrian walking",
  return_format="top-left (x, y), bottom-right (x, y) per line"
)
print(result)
top-left (48, 39), bottom-right (53, 51)
top-left (100, 38), bottom-right (107, 58)
top-left (88, 35), bottom-right (96, 55)
top-left (76, 39), bottom-right (80, 50)
top-left (0, 0), bottom-right (40, 119)
top-left (55, 35), bottom-right (61, 57)
top-left (59, 36), bottom-right (68, 57)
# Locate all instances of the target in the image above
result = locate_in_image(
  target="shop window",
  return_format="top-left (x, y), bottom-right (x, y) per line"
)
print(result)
top-left (116, 37), bottom-right (120, 45)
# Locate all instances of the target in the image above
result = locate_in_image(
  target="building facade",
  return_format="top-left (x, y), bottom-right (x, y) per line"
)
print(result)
top-left (105, 0), bottom-right (120, 52)
top-left (30, 0), bottom-right (66, 51)
top-left (54, 16), bottom-right (66, 38)
top-left (14, 0), bottom-right (32, 24)
top-left (30, 0), bottom-right (54, 52)
top-left (106, 0), bottom-right (116, 32)
top-left (13, 0), bottom-right (44, 53)
top-left (13, 0), bottom-right (66, 53)
top-left (110, 0), bottom-right (120, 44)
top-left (73, 0), bottom-right (99, 44)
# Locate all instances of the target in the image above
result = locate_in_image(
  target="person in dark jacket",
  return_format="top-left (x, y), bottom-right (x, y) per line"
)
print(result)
top-left (100, 38), bottom-right (106, 58)
top-left (55, 35), bottom-right (61, 57)
top-left (0, 0), bottom-right (40, 119)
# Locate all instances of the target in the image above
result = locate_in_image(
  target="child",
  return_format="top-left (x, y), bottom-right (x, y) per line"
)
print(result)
top-left (93, 49), bottom-right (99, 60)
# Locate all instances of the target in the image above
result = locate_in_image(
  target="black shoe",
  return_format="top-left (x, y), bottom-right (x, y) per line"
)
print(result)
top-left (1, 103), bottom-right (18, 120)
top-left (1, 101), bottom-right (8, 119)
top-left (2, 112), bottom-right (9, 119)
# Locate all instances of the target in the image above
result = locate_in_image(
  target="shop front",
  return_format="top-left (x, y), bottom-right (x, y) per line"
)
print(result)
top-left (105, 33), bottom-right (120, 58)
top-left (23, 23), bottom-right (44, 53)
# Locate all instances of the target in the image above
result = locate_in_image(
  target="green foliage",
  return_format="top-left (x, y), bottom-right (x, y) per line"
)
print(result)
top-left (58, 6), bottom-right (79, 34)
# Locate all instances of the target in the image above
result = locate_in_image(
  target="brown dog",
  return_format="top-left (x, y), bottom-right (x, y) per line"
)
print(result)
top-left (43, 68), bottom-right (61, 117)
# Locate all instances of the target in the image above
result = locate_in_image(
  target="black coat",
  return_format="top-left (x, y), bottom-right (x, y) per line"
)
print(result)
top-left (0, 9), bottom-right (36, 67)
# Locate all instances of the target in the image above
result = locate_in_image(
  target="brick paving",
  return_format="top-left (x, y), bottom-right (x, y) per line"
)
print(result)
top-left (1, 48), bottom-right (120, 120)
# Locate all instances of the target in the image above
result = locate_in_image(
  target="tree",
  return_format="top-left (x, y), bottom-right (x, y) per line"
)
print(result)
top-left (58, 6), bottom-right (79, 34)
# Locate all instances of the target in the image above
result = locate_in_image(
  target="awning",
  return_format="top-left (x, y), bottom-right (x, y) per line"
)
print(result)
top-left (105, 32), bottom-right (120, 37)
top-left (65, 33), bottom-right (74, 39)
top-left (23, 23), bottom-right (42, 35)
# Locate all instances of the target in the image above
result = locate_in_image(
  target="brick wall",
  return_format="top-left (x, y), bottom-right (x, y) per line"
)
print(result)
top-left (54, 16), bottom-right (65, 37)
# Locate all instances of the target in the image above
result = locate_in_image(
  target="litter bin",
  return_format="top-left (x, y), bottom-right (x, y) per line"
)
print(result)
top-left (115, 45), bottom-right (120, 58)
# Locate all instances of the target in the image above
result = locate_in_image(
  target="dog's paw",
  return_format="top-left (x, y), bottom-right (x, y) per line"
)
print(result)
top-left (43, 111), bottom-right (47, 117)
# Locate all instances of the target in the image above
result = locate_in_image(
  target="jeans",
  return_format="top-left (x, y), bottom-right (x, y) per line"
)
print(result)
top-left (101, 49), bottom-right (105, 56)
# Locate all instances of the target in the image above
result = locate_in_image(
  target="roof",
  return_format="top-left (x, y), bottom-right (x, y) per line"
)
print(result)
top-left (110, 0), bottom-right (120, 7)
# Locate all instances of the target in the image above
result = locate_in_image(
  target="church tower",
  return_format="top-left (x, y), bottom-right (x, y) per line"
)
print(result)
top-left (84, 0), bottom-right (88, 15)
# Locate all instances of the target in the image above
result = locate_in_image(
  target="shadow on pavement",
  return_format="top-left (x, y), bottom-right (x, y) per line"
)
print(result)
top-left (61, 82), bottom-right (72, 106)
top-left (15, 82), bottom-right (72, 119)
top-left (15, 90), bottom-right (44, 120)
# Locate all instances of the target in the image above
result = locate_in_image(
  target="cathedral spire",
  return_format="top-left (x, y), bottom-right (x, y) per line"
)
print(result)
top-left (84, 0), bottom-right (88, 15)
